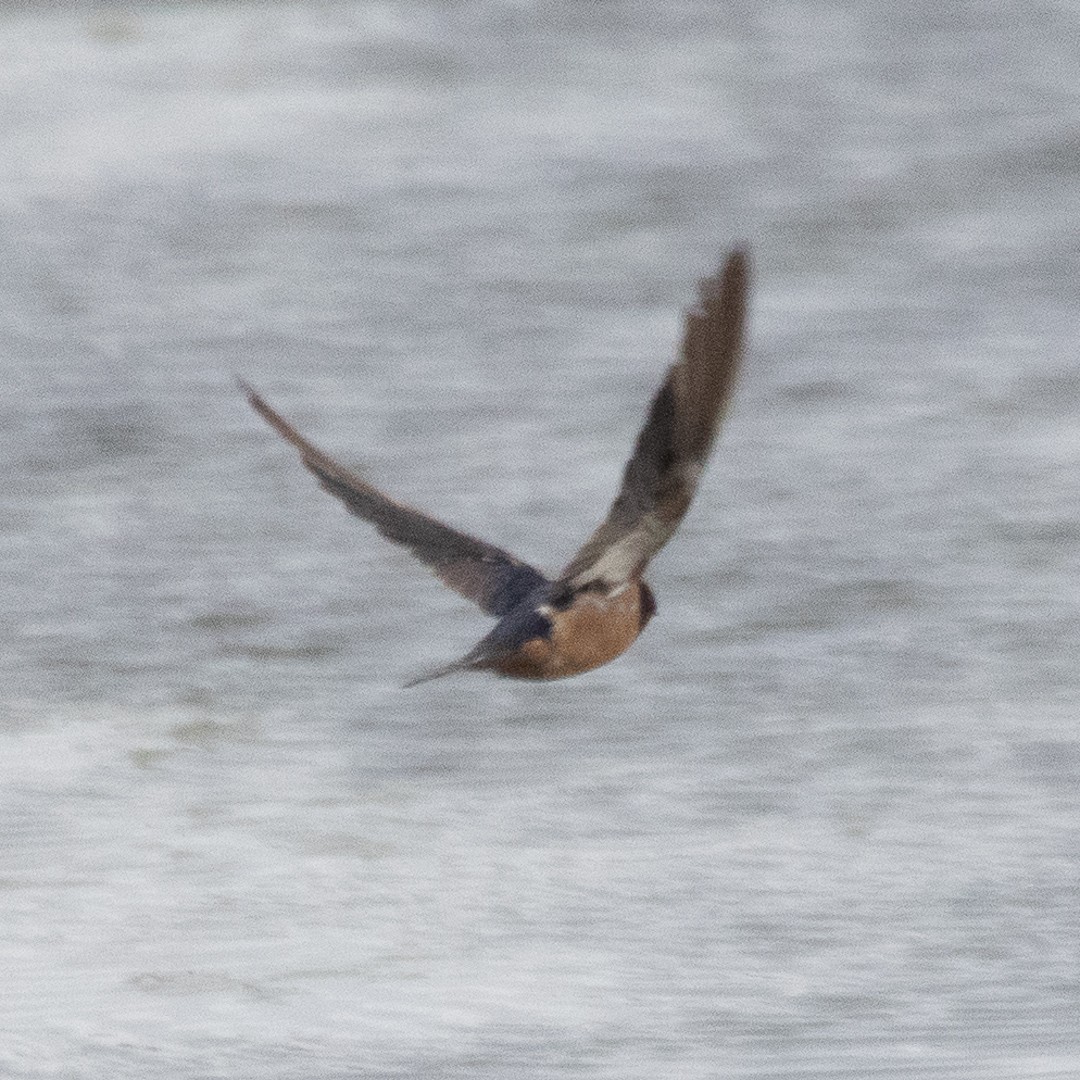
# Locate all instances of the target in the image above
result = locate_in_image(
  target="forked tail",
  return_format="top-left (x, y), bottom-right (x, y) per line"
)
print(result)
top-left (402, 656), bottom-right (475, 688)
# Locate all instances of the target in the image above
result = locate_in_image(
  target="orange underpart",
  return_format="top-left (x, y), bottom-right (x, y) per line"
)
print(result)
top-left (490, 581), bottom-right (651, 680)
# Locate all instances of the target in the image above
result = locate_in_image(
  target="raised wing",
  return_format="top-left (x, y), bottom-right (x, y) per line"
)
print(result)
top-left (557, 247), bottom-right (749, 593)
top-left (240, 382), bottom-right (549, 617)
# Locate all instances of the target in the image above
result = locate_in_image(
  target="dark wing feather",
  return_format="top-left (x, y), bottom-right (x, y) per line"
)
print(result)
top-left (558, 247), bottom-right (749, 592)
top-left (240, 382), bottom-right (548, 617)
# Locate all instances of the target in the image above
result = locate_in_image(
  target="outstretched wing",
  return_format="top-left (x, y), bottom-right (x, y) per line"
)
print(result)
top-left (557, 247), bottom-right (749, 593)
top-left (240, 382), bottom-right (549, 617)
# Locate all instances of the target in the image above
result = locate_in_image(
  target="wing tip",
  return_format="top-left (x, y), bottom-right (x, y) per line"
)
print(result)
top-left (237, 377), bottom-right (311, 453)
top-left (698, 244), bottom-right (751, 309)
top-left (236, 375), bottom-right (275, 424)
top-left (726, 243), bottom-right (750, 286)
top-left (727, 241), bottom-right (751, 264)
top-left (234, 374), bottom-right (258, 402)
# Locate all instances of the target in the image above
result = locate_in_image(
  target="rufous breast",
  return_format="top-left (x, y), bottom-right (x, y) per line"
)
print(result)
top-left (492, 581), bottom-right (651, 680)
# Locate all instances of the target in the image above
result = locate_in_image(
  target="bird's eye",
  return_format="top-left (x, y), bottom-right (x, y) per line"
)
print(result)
top-left (549, 585), bottom-right (574, 611)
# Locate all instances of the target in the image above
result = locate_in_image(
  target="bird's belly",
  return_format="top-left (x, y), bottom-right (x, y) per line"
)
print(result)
top-left (493, 585), bottom-right (645, 680)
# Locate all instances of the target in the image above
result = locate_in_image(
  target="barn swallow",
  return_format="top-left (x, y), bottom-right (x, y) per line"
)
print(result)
top-left (241, 247), bottom-right (749, 685)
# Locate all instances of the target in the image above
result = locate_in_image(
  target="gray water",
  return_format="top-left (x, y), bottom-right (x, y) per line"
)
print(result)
top-left (2, 1), bottom-right (1080, 1077)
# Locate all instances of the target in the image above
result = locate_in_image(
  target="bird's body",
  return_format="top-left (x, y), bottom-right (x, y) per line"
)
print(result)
top-left (478, 578), bottom-right (654, 682)
top-left (241, 247), bottom-right (749, 685)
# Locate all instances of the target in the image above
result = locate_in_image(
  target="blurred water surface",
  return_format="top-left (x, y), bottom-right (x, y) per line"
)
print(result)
top-left (2, 1), bottom-right (1080, 1077)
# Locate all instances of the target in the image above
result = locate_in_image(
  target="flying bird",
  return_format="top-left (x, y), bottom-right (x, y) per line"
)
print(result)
top-left (241, 247), bottom-right (749, 685)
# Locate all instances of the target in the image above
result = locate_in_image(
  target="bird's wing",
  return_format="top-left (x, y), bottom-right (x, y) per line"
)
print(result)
top-left (240, 382), bottom-right (549, 617)
top-left (556, 247), bottom-right (749, 594)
